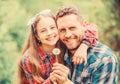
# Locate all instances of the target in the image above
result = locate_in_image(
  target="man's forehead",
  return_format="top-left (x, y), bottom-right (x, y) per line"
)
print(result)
top-left (57, 15), bottom-right (80, 26)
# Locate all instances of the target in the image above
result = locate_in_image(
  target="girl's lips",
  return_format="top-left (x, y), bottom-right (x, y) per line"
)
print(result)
top-left (46, 35), bottom-right (58, 41)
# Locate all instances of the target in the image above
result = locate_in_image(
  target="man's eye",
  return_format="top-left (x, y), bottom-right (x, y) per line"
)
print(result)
top-left (70, 27), bottom-right (75, 30)
top-left (60, 29), bottom-right (66, 33)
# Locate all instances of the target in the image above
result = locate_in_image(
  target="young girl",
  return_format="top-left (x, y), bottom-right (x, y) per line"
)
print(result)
top-left (17, 9), bottom-right (98, 84)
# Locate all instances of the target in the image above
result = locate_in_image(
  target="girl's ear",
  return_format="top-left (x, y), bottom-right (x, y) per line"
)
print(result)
top-left (35, 33), bottom-right (40, 41)
top-left (35, 34), bottom-right (42, 44)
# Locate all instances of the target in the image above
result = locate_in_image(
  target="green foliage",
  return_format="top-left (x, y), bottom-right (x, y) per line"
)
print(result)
top-left (0, 0), bottom-right (119, 83)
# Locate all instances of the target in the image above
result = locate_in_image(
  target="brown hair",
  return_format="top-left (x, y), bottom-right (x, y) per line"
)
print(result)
top-left (17, 10), bottom-right (64, 84)
top-left (56, 5), bottom-right (84, 23)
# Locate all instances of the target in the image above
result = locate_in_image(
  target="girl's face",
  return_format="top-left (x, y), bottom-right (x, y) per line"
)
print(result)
top-left (36, 16), bottom-right (59, 47)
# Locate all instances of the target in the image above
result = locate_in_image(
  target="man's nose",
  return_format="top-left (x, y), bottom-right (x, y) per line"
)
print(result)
top-left (65, 30), bottom-right (72, 38)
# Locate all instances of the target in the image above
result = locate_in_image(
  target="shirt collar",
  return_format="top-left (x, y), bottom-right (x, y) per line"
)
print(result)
top-left (38, 46), bottom-right (47, 60)
top-left (37, 46), bottom-right (55, 61)
top-left (64, 50), bottom-right (72, 65)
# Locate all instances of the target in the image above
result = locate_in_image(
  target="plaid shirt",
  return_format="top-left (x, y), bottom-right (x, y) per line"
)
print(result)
top-left (83, 23), bottom-right (98, 48)
top-left (21, 23), bottom-right (98, 84)
top-left (64, 42), bottom-right (118, 84)
top-left (22, 46), bottom-right (56, 84)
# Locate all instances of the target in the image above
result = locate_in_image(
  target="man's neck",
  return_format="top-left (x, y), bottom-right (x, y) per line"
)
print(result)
top-left (69, 45), bottom-right (80, 55)
top-left (70, 50), bottom-right (76, 55)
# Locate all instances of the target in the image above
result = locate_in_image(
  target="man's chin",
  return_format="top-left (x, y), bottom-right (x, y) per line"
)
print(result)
top-left (67, 46), bottom-right (79, 51)
top-left (69, 47), bottom-right (77, 51)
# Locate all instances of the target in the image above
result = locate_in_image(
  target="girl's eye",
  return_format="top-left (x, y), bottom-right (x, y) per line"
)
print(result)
top-left (51, 26), bottom-right (56, 29)
top-left (40, 29), bottom-right (46, 33)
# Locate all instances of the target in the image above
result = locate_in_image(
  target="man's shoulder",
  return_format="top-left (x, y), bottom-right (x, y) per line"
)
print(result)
top-left (88, 41), bottom-right (114, 56)
top-left (87, 41), bottom-right (117, 64)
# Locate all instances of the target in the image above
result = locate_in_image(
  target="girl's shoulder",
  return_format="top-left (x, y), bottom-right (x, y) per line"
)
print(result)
top-left (21, 50), bottom-right (33, 73)
top-left (21, 50), bottom-right (30, 66)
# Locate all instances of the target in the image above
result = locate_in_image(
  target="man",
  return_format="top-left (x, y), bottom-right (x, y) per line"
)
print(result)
top-left (50, 5), bottom-right (118, 84)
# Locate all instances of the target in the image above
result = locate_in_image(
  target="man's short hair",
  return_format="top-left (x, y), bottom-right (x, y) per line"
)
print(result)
top-left (56, 5), bottom-right (83, 22)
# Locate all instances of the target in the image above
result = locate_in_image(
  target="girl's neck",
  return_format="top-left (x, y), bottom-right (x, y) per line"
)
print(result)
top-left (42, 45), bottom-right (55, 54)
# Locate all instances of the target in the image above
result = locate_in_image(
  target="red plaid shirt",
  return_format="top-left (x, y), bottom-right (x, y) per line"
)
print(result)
top-left (83, 22), bottom-right (98, 48)
top-left (22, 46), bottom-right (56, 84)
top-left (21, 23), bottom-right (98, 84)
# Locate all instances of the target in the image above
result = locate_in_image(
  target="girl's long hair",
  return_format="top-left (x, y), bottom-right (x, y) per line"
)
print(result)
top-left (17, 12), bottom-right (65, 84)
top-left (17, 27), bottom-right (44, 83)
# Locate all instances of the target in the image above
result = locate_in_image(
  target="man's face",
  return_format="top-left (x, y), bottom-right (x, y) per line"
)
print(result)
top-left (57, 14), bottom-right (84, 51)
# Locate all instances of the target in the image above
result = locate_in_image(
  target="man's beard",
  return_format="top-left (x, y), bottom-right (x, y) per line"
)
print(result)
top-left (69, 44), bottom-right (80, 52)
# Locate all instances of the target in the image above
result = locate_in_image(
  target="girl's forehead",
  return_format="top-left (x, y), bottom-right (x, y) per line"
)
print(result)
top-left (36, 17), bottom-right (56, 28)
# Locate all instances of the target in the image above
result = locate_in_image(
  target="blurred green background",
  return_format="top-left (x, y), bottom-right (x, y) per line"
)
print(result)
top-left (0, 0), bottom-right (120, 84)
